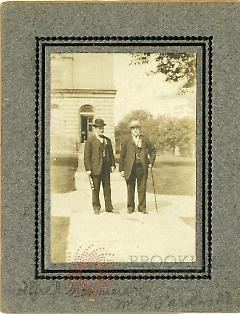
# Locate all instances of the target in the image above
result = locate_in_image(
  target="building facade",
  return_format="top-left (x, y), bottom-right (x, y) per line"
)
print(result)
top-left (50, 53), bottom-right (116, 155)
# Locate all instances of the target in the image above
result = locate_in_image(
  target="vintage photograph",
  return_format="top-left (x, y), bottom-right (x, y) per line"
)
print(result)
top-left (50, 52), bottom-right (196, 263)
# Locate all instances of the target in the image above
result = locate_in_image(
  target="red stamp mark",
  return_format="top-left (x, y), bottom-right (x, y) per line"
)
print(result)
top-left (66, 245), bottom-right (115, 296)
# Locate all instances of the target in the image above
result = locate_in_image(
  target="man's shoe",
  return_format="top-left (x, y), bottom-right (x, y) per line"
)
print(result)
top-left (93, 208), bottom-right (100, 215)
top-left (106, 209), bottom-right (118, 213)
top-left (128, 209), bottom-right (135, 214)
top-left (138, 209), bottom-right (148, 214)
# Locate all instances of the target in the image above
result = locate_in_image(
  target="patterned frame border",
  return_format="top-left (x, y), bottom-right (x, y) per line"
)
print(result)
top-left (35, 36), bottom-right (213, 280)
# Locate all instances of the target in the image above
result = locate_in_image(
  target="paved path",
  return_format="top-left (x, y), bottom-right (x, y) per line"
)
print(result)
top-left (51, 170), bottom-right (196, 263)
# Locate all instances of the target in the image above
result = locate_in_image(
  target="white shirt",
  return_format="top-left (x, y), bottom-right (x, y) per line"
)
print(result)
top-left (96, 134), bottom-right (104, 143)
top-left (132, 135), bottom-right (142, 147)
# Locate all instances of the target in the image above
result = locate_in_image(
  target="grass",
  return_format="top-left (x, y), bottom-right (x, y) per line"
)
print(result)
top-left (147, 155), bottom-right (196, 196)
top-left (50, 154), bottom-right (196, 196)
top-left (51, 217), bottom-right (70, 263)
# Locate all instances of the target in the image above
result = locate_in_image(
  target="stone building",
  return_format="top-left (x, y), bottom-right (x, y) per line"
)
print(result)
top-left (50, 53), bottom-right (116, 155)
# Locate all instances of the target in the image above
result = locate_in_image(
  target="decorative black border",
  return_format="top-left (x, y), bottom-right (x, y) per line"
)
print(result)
top-left (35, 36), bottom-right (213, 280)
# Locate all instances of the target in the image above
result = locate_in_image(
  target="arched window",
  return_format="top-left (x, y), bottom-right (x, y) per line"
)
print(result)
top-left (80, 105), bottom-right (94, 114)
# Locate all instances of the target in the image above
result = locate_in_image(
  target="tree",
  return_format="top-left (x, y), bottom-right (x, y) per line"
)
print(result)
top-left (154, 117), bottom-right (181, 154)
top-left (114, 110), bottom-right (156, 153)
top-left (154, 116), bottom-right (195, 156)
top-left (131, 53), bottom-right (196, 90)
top-left (177, 117), bottom-right (195, 156)
top-left (115, 111), bottom-right (196, 157)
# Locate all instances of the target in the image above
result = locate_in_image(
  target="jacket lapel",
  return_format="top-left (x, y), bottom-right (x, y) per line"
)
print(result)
top-left (93, 134), bottom-right (102, 147)
top-left (92, 135), bottom-right (103, 156)
top-left (130, 135), bottom-right (136, 146)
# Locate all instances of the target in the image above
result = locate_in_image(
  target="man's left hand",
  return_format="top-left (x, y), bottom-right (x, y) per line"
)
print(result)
top-left (149, 164), bottom-right (152, 168)
top-left (111, 166), bottom-right (115, 173)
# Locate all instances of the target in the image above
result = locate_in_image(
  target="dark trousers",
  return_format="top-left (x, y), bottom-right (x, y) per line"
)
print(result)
top-left (91, 166), bottom-right (113, 212)
top-left (126, 163), bottom-right (148, 212)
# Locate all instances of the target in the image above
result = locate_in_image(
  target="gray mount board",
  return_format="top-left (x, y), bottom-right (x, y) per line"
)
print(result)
top-left (1, 2), bottom-right (240, 313)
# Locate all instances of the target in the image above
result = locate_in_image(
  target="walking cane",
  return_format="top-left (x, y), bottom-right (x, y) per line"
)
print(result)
top-left (150, 167), bottom-right (158, 213)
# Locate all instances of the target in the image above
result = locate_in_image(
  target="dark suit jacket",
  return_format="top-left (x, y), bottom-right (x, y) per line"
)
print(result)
top-left (119, 134), bottom-right (156, 180)
top-left (84, 135), bottom-right (115, 176)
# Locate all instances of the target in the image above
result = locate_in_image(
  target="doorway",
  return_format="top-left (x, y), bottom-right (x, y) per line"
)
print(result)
top-left (80, 105), bottom-right (94, 143)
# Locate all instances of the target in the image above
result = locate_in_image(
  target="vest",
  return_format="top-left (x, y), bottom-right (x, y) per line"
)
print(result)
top-left (133, 137), bottom-right (143, 165)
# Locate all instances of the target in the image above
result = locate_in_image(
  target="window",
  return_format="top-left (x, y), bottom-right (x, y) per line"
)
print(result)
top-left (80, 105), bottom-right (94, 113)
top-left (88, 117), bottom-right (93, 132)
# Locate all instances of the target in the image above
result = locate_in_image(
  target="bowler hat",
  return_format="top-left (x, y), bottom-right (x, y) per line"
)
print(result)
top-left (93, 118), bottom-right (106, 127)
top-left (129, 120), bottom-right (141, 128)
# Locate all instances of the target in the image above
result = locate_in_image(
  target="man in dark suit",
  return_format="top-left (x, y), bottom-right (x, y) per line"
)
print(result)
top-left (119, 120), bottom-right (156, 214)
top-left (84, 118), bottom-right (116, 214)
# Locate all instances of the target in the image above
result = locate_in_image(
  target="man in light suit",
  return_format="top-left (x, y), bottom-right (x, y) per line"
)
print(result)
top-left (119, 120), bottom-right (156, 214)
top-left (84, 118), bottom-right (116, 214)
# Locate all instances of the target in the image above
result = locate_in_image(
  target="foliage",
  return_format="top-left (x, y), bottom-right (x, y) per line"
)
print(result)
top-left (155, 116), bottom-right (195, 156)
top-left (115, 110), bottom-right (195, 157)
top-left (131, 53), bottom-right (196, 90)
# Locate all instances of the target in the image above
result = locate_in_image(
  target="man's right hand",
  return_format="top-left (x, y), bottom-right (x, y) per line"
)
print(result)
top-left (120, 171), bottom-right (125, 178)
top-left (86, 171), bottom-right (91, 176)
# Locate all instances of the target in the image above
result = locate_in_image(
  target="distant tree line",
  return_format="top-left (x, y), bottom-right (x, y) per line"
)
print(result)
top-left (114, 110), bottom-right (195, 157)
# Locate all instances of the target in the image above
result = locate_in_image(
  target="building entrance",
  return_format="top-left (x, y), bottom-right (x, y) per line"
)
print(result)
top-left (80, 105), bottom-right (94, 143)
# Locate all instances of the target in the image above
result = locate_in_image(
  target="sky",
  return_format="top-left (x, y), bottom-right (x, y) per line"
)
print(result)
top-left (113, 53), bottom-right (196, 124)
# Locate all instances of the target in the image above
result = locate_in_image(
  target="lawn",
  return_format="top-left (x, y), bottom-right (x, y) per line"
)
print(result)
top-left (147, 155), bottom-right (196, 196)
top-left (51, 154), bottom-right (196, 196)
top-left (51, 217), bottom-right (70, 263)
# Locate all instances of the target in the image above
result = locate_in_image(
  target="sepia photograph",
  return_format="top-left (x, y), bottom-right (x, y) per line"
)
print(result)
top-left (50, 52), bottom-right (197, 264)
top-left (4, 1), bottom-right (240, 311)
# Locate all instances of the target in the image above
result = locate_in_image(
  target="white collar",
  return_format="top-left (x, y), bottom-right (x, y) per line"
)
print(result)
top-left (132, 134), bottom-right (140, 139)
top-left (132, 134), bottom-right (141, 146)
top-left (96, 134), bottom-right (104, 143)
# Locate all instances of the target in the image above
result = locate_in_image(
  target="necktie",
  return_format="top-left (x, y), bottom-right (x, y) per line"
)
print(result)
top-left (99, 135), bottom-right (106, 158)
